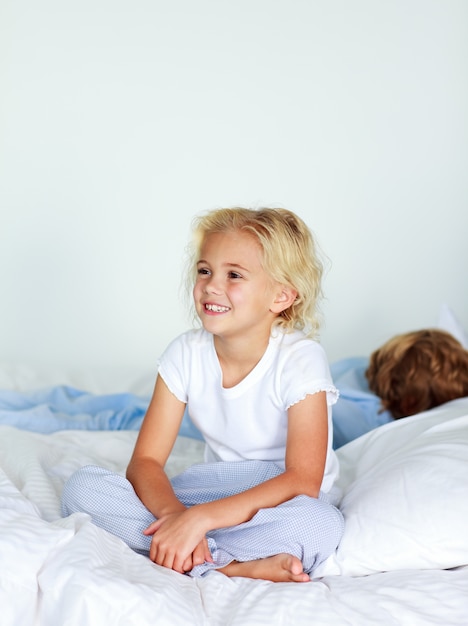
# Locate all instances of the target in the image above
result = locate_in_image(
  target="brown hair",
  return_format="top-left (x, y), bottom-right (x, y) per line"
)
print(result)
top-left (366, 329), bottom-right (468, 419)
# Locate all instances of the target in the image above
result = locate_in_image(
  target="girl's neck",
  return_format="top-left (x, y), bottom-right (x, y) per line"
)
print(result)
top-left (213, 332), bottom-right (271, 389)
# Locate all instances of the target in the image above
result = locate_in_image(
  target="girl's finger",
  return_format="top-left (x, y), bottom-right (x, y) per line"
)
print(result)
top-left (182, 556), bottom-right (193, 572)
top-left (143, 519), bottom-right (162, 535)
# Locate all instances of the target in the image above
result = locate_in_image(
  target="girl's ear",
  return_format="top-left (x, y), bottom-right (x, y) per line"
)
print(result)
top-left (270, 286), bottom-right (298, 314)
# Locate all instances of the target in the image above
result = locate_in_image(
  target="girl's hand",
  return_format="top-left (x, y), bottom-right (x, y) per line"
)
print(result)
top-left (143, 508), bottom-right (213, 574)
top-left (181, 536), bottom-right (212, 573)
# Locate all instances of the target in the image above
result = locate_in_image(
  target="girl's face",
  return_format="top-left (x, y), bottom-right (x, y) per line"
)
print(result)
top-left (193, 230), bottom-right (282, 344)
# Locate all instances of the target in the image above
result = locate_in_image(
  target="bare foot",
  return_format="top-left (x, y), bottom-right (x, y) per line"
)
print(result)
top-left (218, 553), bottom-right (310, 583)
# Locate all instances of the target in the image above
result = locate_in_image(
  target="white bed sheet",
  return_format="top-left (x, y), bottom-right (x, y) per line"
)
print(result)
top-left (1, 417), bottom-right (468, 626)
top-left (1, 361), bottom-right (468, 625)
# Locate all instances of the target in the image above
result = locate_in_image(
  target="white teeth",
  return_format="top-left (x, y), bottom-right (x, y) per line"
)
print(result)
top-left (206, 304), bottom-right (230, 312)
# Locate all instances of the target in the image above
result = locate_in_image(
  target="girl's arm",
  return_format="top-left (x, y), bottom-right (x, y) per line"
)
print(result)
top-left (126, 375), bottom-right (212, 571)
top-left (126, 375), bottom-right (186, 518)
top-left (146, 391), bottom-right (329, 570)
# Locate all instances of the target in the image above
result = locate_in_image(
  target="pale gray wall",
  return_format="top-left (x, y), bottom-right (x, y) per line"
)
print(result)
top-left (1, 0), bottom-right (467, 377)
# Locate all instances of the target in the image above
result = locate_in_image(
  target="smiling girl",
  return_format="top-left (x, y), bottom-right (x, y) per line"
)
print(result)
top-left (62, 207), bottom-right (344, 582)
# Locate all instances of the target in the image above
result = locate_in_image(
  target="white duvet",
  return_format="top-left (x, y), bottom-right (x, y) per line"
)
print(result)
top-left (2, 399), bottom-right (468, 625)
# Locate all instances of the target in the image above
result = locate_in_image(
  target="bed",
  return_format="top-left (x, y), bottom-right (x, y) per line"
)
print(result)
top-left (1, 354), bottom-right (468, 626)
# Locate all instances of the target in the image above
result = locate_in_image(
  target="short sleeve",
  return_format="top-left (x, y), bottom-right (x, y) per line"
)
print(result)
top-left (280, 340), bottom-right (338, 410)
top-left (158, 334), bottom-right (190, 403)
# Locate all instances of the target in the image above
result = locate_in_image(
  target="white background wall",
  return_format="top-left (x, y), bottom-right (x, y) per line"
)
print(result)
top-left (1, 0), bottom-right (467, 380)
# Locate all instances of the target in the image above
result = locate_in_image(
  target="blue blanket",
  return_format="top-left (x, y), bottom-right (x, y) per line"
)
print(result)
top-left (0, 358), bottom-right (393, 448)
top-left (0, 385), bottom-right (203, 440)
top-left (330, 357), bottom-right (393, 448)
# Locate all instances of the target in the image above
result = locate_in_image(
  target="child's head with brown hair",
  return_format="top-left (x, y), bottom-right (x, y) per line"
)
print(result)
top-left (187, 207), bottom-right (324, 336)
top-left (366, 329), bottom-right (468, 419)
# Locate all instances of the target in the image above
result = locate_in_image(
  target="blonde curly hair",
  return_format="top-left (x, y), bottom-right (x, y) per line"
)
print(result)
top-left (366, 329), bottom-right (468, 418)
top-left (186, 207), bottom-right (324, 336)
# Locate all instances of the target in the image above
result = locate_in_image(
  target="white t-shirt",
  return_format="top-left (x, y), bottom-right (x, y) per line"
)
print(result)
top-left (158, 328), bottom-right (339, 493)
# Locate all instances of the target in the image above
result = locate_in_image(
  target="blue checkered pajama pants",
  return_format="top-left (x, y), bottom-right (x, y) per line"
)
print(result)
top-left (61, 460), bottom-right (344, 576)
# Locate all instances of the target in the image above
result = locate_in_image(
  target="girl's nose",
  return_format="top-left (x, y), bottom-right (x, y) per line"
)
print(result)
top-left (204, 275), bottom-right (223, 295)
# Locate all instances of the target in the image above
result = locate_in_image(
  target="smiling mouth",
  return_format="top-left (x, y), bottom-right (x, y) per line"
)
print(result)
top-left (205, 303), bottom-right (230, 313)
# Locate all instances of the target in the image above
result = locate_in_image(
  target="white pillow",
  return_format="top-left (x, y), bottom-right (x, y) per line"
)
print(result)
top-left (315, 397), bottom-right (468, 577)
top-left (437, 303), bottom-right (468, 348)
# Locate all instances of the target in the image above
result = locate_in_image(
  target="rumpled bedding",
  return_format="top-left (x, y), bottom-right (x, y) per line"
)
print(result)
top-left (0, 386), bottom-right (147, 432)
top-left (1, 396), bottom-right (468, 625)
top-left (0, 357), bottom-right (391, 448)
top-left (0, 385), bottom-right (203, 440)
top-left (1, 349), bottom-right (468, 625)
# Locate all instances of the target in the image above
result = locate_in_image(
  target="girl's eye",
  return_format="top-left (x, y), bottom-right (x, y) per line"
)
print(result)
top-left (228, 271), bottom-right (242, 279)
top-left (197, 268), bottom-right (211, 276)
